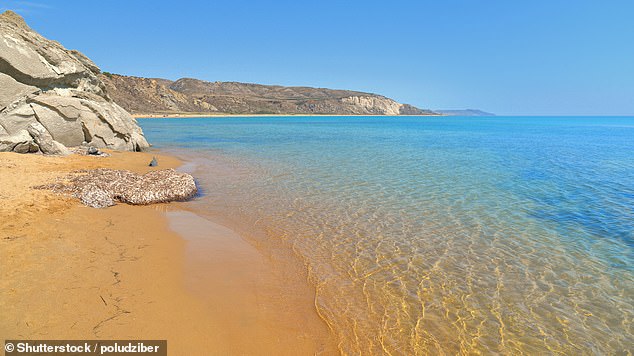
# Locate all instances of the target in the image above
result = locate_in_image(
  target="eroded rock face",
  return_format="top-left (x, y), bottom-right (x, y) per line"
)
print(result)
top-left (340, 95), bottom-right (403, 115)
top-left (0, 10), bottom-right (149, 154)
top-left (0, 73), bottom-right (38, 108)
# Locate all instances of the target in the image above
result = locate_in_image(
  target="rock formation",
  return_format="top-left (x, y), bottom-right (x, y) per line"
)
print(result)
top-left (101, 75), bottom-right (437, 116)
top-left (0, 11), bottom-right (149, 154)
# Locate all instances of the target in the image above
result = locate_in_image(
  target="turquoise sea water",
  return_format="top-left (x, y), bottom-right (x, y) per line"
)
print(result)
top-left (139, 116), bottom-right (634, 354)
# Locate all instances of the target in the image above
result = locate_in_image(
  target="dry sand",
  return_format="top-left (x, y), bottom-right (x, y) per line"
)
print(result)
top-left (0, 151), bottom-right (336, 355)
top-left (132, 113), bottom-right (443, 119)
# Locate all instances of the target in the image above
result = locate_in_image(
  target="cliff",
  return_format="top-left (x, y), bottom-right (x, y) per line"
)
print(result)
top-left (100, 74), bottom-right (436, 116)
top-left (0, 11), bottom-right (149, 154)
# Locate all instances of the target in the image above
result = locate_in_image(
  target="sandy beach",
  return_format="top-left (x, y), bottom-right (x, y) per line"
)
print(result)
top-left (1, 1), bottom-right (631, 353)
top-left (0, 151), bottom-right (336, 355)
top-left (132, 113), bottom-right (444, 119)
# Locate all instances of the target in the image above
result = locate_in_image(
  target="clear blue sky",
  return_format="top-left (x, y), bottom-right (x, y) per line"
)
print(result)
top-left (3, 0), bottom-right (633, 115)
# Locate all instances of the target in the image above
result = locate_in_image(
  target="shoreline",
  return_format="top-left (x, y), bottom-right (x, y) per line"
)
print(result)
top-left (0, 150), bottom-right (336, 354)
top-left (133, 112), bottom-right (444, 118)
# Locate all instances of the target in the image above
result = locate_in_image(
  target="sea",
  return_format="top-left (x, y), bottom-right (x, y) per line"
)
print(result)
top-left (138, 116), bottom-right (633, 354)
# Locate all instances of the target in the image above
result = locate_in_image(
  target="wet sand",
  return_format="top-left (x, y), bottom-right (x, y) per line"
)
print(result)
top-left (0, 151), bottom-right (336, 355)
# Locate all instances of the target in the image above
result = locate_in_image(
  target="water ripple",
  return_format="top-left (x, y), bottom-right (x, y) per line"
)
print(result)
top-left (140, 116), bottom-right (634, 355)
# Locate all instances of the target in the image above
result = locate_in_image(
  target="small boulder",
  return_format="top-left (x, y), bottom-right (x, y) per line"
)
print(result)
top-left (149, 157), bottom-right (158, 167)
top-left (0, 129), bottom-right (35, 152)
top-left (27, 122), bottom-right (70, 155)
top-left (13, 141), bottom-right (37, 153)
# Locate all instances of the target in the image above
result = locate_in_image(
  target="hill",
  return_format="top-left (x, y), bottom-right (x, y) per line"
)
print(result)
top-left (100, 74), bottom-right (436, 116)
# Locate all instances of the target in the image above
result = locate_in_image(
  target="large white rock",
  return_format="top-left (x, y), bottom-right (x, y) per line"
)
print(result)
top-left (0, 10), bottom-right (149, 154)
top-left (0, 11), bottom-right (98, 91)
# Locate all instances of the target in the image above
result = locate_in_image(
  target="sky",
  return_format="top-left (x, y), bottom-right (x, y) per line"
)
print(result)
top-left (2, 0), bottom-right (633, 115)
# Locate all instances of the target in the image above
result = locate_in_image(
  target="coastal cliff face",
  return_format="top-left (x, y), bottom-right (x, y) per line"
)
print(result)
top-left (100, 75), bottom-right (436, 116)
top-left (340, 95), bottom-right (402, 115)
top-left (0, 11), bottom-right (149, 154)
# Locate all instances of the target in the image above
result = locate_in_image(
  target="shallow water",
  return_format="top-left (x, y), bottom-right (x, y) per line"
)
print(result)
top-left (140, 116), bottom-right (634, 354)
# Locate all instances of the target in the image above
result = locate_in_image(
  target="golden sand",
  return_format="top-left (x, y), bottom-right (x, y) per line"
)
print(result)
top-left (132, 113), bottom-right (443, 119)
top-left (0, 151), bottom-right (336, 355)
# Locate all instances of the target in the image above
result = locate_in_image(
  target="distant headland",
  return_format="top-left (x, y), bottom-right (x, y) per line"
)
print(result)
top-left (100, 74), bottom-right (437, 117)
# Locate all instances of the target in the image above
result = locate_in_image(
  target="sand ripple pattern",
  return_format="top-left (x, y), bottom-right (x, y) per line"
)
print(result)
top-left (141, 116), bottom-right (634, 355)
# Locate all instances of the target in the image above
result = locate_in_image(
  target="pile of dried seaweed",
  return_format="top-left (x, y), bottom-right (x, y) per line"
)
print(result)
top-left (37, 168), bottom-right (197, 208)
